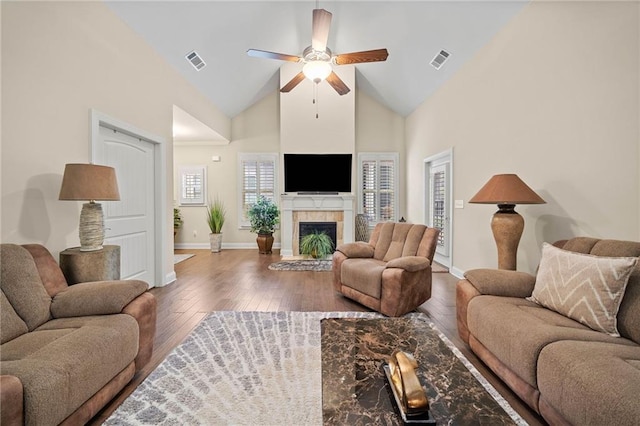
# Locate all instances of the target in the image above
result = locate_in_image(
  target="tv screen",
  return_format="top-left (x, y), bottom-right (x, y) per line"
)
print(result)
top-left (284, 154), bottom-right (352, 193)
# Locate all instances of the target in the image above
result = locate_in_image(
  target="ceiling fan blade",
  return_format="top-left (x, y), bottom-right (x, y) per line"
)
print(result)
top-left (311, 9), bottom-right (332, 52)
top-left (280, 72), bottom-right (306, 93)
top-left (334, 49), bottom-right (389, 65)
top-left (326, 71), bottom-right (350, 96)
top-left (247, 49), bottom-right (301, 63)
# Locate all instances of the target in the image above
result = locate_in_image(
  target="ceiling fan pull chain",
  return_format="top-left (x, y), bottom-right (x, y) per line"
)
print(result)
top-left (314, 84), bottom-right (319, 119)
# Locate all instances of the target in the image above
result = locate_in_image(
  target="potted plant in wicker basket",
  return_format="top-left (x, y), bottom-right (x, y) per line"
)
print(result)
top-left (206, 196), bottom-right (226, 253)
top-left (247, 196), bottom-right (279, 254)
top-left (300, 231), bottom-right (334, 259)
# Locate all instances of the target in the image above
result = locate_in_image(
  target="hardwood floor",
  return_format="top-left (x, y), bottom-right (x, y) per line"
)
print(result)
top-left (90, 249), bottom-right (545, 425)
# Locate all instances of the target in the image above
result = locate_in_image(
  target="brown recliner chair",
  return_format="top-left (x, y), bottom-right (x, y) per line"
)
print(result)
top-left (332, 222), bottom-right (440, 316)
top-left (0, 244), bottom-right (156, 426)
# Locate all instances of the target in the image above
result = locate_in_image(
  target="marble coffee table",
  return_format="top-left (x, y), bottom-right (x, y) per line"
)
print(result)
top-left (321, 314), bottom-right (524, 425)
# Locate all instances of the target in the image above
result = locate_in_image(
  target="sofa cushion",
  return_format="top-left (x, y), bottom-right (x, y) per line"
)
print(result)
top-left (341, 258), bottom-right (386, 298)
top-left (588, 239), bottom-right (640, 345)
top-left (1, 291), bottom-right (28, 344)
top-left (0, 314), bottom-right (139, 426)
top-left (528, 243), bottom-right (637, 336)
top-left (373, 222), bottom-right (395, 260)
top-left (383, 223), bottom-right (414, 261)
top-left (0, 244), bottom-right (51, 330)
top-left (22, 244), bottom-right (69, 297)
top-left (467, 295), bottom-right (636, 388)
top-left (537, 340), bottom-right (640, 426)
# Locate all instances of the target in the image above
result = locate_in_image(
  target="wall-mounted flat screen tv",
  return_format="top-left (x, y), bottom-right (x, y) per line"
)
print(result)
top-left (284, 154), bottom-right (352, 193)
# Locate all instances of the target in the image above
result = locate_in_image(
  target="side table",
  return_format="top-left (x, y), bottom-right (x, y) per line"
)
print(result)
top-left (59, 245), bottom-right (121, 284)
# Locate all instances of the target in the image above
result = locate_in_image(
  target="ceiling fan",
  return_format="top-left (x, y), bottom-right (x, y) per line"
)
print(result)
top-left (247, 8), bottom-right (389, 96)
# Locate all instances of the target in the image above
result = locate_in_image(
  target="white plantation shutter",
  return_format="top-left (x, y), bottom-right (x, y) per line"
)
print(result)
top-left (238, 153), bottom-right (278, 227)
top-left (358, 153), bottom-right (398, 224)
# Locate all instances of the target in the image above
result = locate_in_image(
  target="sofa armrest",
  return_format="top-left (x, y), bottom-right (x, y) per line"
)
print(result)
top-left (51, 280), bottom-right (148, 318)
top-left (335, 242), bottom-right (375, 258)
top-left (464, 269), bottom-right (536, 298)
top-left (1, 375), bottom-right (23, 426)
top-left (386, 256), bottom-right (430, 272)
top-left (122, 292), bottom-right (157, 371)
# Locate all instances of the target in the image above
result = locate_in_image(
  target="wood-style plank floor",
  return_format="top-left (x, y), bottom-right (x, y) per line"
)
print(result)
top-left (91, 249), bottom-right (545, 425)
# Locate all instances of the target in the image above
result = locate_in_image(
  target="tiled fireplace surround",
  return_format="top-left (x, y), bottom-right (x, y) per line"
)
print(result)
top-left (280, 194), bottom-right (355, 257)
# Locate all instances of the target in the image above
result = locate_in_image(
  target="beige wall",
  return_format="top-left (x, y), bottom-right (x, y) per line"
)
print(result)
top-left (174, 88), bottom-right (405, 248)
top-left (1, 2), bottom-right (230, 284)
top-left (174, 92), bottom-right (281, 248)
top-left (280, 63), bottom-right (355, 154)
top-left (406, 1), bottom-right (640, 274)
top-left (355, 90), bottom-right (406, 218)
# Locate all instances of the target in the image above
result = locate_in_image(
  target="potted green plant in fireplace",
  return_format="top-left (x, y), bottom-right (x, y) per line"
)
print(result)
top-left (206, 196), bottom-right (226, 253)
top-left (173, 207), bottom-right (183, 238)
top-left (247, 196), bottom-right (279, 254)
top-left (300, 231), bottom-right (334, 259)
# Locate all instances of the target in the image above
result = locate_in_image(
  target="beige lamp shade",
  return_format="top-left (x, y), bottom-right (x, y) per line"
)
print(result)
top-left (59, 164), bottom-right (120, 201)
top-left (59, 163), bottom-right (120, 251)
top-left (469, 174), bottom-right (545, 205)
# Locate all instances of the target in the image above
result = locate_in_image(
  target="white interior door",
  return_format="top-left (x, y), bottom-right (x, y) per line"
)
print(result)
top-left (96, 125), bottom-right (156, 284)
top-left (425, 151), bottom-right (453, 268)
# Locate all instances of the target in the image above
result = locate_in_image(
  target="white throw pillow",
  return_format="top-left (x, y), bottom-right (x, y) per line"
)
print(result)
top-left (528, 243), bottom-right (638, 336)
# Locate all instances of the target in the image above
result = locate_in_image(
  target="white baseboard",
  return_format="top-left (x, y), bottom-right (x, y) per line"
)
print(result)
top-left (159, 271), bottom-right (176, 287)
top-left (449, 266), bottom-right (465, 279)
top-left (173, 242), bottom-right (282, 250)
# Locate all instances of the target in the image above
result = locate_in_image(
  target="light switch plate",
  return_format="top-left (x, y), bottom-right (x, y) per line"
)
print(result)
top-left (455, 200), bottom-right (464, 209)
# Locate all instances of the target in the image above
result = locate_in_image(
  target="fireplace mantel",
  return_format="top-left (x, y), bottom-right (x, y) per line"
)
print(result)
top-left (280, 194), bottom-right (355, 257)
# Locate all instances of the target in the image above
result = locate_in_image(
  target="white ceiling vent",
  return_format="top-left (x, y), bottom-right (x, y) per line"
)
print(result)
top-left (430, 50), bottom-right (450, 70)
top-left (186, 50), bottom-right (206, 71)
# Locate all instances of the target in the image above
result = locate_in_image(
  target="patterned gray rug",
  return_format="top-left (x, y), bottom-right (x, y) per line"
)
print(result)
top-left (268, 259), bottom-right (449, 273)
top-left (268, 259), bottom-right (332, 271)
top-left (105, 311), bottom-right (521, 425)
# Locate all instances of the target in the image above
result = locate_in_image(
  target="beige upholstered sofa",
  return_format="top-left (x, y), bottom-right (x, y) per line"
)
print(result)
top-left (457, 237), bottom-right (640, 425)
top-left (332, 222), bottom-right (439, 316)
top-left (0, 244), bottom-right (157, 426)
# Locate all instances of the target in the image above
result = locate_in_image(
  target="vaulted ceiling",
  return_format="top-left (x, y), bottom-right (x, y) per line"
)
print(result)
top-left (106, 1), bottom-right (529, 118)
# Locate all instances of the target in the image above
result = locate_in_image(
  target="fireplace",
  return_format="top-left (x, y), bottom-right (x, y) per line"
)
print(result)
top-left (280, 194), bottom-right (354, 257)
top-left (299, 222), bottom-right (337, 251)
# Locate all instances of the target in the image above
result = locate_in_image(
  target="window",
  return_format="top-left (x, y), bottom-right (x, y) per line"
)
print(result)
top-left (179, 166), bottom-right (206, 205)
top-left (358, 153), bottom-right (398, 224)
top-left (238, 153), bottom-right (278, 227)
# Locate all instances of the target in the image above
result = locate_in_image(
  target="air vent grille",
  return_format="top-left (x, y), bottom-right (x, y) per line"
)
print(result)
top-left (186, 51), bottom-right (206, 71)
top-left (430, 50), bottom-right (450, 70)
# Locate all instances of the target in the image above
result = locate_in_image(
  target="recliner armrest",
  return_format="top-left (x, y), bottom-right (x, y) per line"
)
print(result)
top-left (51, 280), bottom-right (149, 318)
top-left (464, 269), bottom-right (536, 298)
top-left (385, 256), bottom-right (430, 272)
top-left (335, 242), bottom-right (375, 258)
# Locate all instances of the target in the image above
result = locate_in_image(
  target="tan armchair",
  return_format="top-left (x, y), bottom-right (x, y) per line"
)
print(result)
top-left (332, 222), bottom-right (440, 316)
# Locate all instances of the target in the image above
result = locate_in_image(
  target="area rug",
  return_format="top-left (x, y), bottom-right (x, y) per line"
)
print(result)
top-left (269, 259), bottom-right (449, 273)
top-left (268, 259), bottom-right (331, 271)
top-left (105, 311), bottom-right (522, 425)
top-left (173, 253), bottom-right (194, 264)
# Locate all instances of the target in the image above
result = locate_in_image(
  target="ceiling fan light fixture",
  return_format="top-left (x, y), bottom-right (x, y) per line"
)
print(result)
top-left (303, 60), bottom-right (332, 83)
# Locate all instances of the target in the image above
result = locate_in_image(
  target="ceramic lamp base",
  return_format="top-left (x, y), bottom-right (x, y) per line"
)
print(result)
top-left (490, 204), bottom-right (524, 271)
top-left (79, 202), bottom-right (105, 251)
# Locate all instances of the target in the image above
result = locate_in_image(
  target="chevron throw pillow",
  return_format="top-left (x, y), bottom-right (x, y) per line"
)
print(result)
top-left (528, 243), bottom-right (638, 336)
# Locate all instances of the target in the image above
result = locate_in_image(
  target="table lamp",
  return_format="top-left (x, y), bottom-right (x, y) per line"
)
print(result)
top-left (59, 163), bottom-right (120, 251)
top-left (469, 174), bottom-right (545, 270)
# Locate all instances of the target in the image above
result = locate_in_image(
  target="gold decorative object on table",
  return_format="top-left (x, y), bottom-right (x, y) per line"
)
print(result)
top-left (383, 350), bottom-right (435, 424)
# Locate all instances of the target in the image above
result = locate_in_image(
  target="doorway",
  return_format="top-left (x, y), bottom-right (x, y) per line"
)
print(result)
top-left (424, 149), bottom-right (453, 268)
top-left (90, 110), bottom-right (168, 287)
